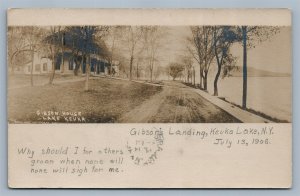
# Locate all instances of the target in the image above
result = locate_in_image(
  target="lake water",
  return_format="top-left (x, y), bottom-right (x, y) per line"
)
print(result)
top-left (206, 76), bottom-right (292, 122)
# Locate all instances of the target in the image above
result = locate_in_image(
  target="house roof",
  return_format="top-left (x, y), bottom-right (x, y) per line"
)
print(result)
top-left (44, 27), bottom-right (111, 59)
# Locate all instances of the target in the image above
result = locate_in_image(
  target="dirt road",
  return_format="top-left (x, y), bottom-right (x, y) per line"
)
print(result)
top-left (118, 81), bottom-right (240, 123)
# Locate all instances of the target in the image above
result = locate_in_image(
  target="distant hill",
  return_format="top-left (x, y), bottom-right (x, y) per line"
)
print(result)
top-left (229, 66), bottom-right (291, 77)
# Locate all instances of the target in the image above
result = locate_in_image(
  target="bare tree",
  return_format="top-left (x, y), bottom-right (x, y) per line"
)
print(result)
top-left (168, 62), bottom-right (184, 80)
top-left (60, 28), bottom-right (66, 74)
top-left (62, 27), bottom-right (82, 76)
top-left (106, 26), bottom-right (123, 77)
top-left (212, 26), bottom-right (237, 96)
top-left (8, 27), bottom-right (43, 87)
top-left (123, 26), bottom-right (144, 80)
top-left (83, 26), bottom-right (95, 91)
top-left (188, 26), bottom-right (215, 90)
top-left (135, 54), bottom-right (144, 80)
top-left (45, 26), bottom-right (62, 85)
top-left (135, 36), bottom-right (150, 80)
top-left (8, 27), bottom-right (31, 74)
top-left (180, 55), bottom-right (193, 84)
top-left (143, 26), bottom-right (164, 82)
top-left (22, 27), bottom-right (43, 86)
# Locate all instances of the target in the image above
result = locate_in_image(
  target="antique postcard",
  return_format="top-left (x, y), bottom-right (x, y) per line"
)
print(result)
top-left (7, 9), bottom-right (292, 188)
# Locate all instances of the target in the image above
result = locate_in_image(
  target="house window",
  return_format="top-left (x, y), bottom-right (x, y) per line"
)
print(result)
top-left (35, 64), bottom-right (41, 72)
top-left (43, 63), bottom-right (48, 71)
top-left (28, 66), bottom-right (31, 72)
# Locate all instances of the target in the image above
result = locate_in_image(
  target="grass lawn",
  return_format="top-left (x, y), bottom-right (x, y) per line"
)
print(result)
top-left (8, 74), bottom-right (80, 88)
top-left (8, 78), bottom-right (162, 123)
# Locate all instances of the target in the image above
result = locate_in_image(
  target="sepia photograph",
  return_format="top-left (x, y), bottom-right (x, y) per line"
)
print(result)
top-left (7, 24), bottom-right (291, 123)
top-left (6, 9), bottom-right (293, 189)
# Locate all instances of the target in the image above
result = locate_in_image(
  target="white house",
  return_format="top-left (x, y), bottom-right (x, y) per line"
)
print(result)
top-left (15, 50), bottom-right (119, 77)
top-left (21, 52), bottom-right (52, 75)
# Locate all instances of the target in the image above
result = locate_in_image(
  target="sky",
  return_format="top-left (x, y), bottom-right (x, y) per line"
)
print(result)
top-left (155, 26), bottom-right (291, 74)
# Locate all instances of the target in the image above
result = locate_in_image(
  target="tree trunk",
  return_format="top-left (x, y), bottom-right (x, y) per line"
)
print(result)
top-left (110, 60), bottom-right (113, 77)
top-left (49, 54), bottom-right (56, 85)
top-left (61, 36), bottom-right (65, 74)
top-left (199, 68), bottom-right (203, 89)
top-left (193, 68), bottom-right (195, 86)
top-left (95, 61), bottom-right (98, 75)
top-left (150, 68), bottom-right (153, 82)
top-left (78, 62), bottom-right (82, 75)
top-left (30, 47), bottom-right (34, 86)
top-left (242, 26), bottom-right (247, 109)
top-left (213, 28), bottom-right (220, 96)
top-left (185, 69), bottom-right (187, 83)
top-left (129, 56), bottom-right (133, 80)
top-left (149, 59), bottom-right (153, 82)
top-left (214, 65), bottom-right (221, 96)
top-left (74, 54), bottom-right (83, 76)
top-left (85, 55), bottom-right (90, 91)
top-left (73, 55), bottom-right (79, 76)
top-left (110, 37), bottom-right (115, 77)
top-left (79, 55), bottom-right (83, 75)
top-left (136, 63), bottom-right (139, 80)
top-left (203, 71), bottom-right (208, 91)
top-left (60, 52), bottom-right (64, 74)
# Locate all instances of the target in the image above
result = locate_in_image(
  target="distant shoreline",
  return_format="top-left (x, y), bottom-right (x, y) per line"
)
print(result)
top-left (225, 75), bottom-right (291, 78)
